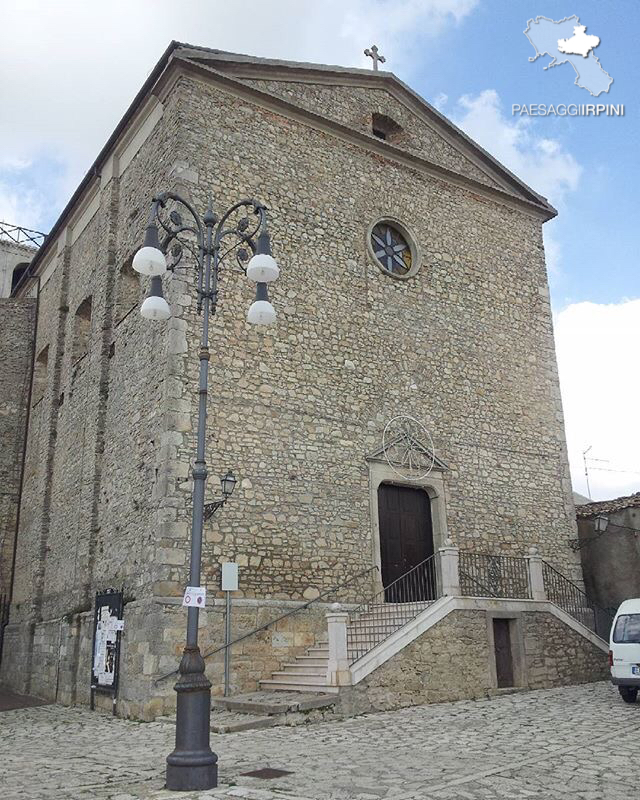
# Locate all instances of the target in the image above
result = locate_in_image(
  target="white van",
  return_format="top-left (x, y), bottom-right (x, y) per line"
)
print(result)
top-left (610, 598), bottom-right (640, 703)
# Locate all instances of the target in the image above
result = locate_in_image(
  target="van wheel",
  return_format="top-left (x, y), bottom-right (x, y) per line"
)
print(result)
top-left (619, 687), bottom-right (638, 703)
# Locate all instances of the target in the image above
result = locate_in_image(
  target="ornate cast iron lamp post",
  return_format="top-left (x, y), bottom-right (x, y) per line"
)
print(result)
top-left (133, 192), bottom-right (279, 791)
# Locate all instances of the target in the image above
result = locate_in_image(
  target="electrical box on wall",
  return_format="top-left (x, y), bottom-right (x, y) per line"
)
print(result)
top-left (221, 562), bottom-right (238, 592)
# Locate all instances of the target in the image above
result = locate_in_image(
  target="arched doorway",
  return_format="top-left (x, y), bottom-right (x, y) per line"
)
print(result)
top-left (377, 483), bottom-right (434, 601)
top-left (11, 262), bottom-right (29, 294)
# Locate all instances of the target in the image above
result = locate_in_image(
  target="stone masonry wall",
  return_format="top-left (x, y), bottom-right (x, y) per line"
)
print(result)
top-left (238, 79), bottom-right (505, 192)
top-left (0, 299), bottom-right (35, 598)
top-left (3, 82), bottom-right (196, 701)
top-left (8, 89), bottom-right (184, 633)
top-left (522, 611), bottom-right (608, 689)
top-left (1, 598), bottom-right (328, 719)
top-left (340, 608), bottom-right (608, 716)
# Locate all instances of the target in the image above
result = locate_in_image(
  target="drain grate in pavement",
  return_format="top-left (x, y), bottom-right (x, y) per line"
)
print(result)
top-left (241, 767), bottom-right (293, 779)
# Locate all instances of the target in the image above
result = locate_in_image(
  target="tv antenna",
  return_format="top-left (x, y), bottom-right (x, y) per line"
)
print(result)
top-left (582, 446), bottom-right (592, 499)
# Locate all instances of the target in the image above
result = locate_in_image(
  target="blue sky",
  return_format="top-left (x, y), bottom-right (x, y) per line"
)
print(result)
top-left (413, 0), bottom-right (639, 309)
top-left (1, 0), bottom-right (637, 499)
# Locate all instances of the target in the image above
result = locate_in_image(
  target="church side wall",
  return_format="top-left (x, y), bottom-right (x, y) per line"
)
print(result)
top-left (0, 299), bottom-right (35, 598)
top-left (2, 83), bottom-right (194, 704)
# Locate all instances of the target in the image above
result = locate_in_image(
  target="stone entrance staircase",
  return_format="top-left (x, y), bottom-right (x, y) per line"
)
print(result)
top-left (258, 639), bottom-right (337, 693)
top-left (257, 600), bottom-right (435, 693)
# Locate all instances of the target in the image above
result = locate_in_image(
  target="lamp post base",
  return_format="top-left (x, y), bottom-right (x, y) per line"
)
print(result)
top-left (166, 645), bottom-right (218, 791)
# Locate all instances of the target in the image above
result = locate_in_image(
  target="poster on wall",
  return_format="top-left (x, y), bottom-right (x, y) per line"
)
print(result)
top-left (91, 588), bottom-right (124, 706)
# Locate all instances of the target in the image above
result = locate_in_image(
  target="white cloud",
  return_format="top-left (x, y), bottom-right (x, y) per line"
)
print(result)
top-left (443, 88), bottom-right (583, 286)
top-left (0, 0), bottom-right (479, 230)
top-left (448, 89), bottom-right (582, 205)
top-left (432, 92), bottom-right (449, 111)
top-left (555, 299), bottom-right (640, 500)
top-left (342, 0), bottom-right (479, 70)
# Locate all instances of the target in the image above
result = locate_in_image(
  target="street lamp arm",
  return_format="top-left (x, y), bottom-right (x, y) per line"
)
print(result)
top-left (213, 199), bottom-right (267, 273)
top-left (212, 198), bottom-right (266, 248)
top-left (147, 192), bottom-right (206, 276)
top-left (203, 498), bottom-right (227, 521)
top-left (152, 191), bottom-right (205, 241)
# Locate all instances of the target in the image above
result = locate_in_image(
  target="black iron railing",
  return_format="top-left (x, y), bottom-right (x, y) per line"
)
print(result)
top-left (542, 561), bottom-right (613, 639)
top-left (459, 552), bottom-right (531, 599)
top-left (348, 553), bottom-right (439, 663)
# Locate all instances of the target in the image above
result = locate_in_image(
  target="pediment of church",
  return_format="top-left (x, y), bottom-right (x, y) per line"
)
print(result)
top-left (367, 432), bottom-right (449, 473)
top-left (175, 46), bottom-right (554, 215)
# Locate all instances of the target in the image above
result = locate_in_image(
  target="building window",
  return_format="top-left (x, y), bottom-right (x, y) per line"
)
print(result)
top-left (371, 113), bottom-right (403, 143)
top-left (32, 345), bottom-right (49, 406)
top-left (367, 217), bottom-right (422, 281)
top-left (72, 296), bottom-right (92, 363)
top-left (115, 258), bottom-right (140, 323)
top-left (367, 217), bottom-right (423, 282)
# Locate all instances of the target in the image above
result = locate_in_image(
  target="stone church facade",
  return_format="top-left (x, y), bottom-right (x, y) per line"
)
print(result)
top-left (1, 45), bottom-right (600, 719)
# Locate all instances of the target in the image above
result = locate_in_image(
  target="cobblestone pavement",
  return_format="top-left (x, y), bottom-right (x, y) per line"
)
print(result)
top-left (1, 682), bottom-right (638, 800)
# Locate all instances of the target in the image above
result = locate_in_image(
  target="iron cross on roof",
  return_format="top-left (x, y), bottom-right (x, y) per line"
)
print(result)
top-left (364, 44), bottom-right (386, 70)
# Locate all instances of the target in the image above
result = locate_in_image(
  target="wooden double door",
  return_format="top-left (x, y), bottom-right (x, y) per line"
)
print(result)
top-left (378, 483), bottom-right (435, 602)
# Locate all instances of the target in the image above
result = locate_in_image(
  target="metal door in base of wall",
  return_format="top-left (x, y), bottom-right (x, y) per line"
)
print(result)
top-left (493, 618), bottom-right (515, 687)
top-left (378, 483), bottom-right (434, 602)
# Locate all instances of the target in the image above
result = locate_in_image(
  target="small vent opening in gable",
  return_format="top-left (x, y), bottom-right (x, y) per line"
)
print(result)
top-left (371, 113), bottom-right (403, 142)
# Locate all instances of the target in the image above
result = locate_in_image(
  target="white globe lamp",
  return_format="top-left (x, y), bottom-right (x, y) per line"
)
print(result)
top-left (140, 275), bottom-right (171, 320)
top-left (133, 222), bottom-right (167, 276)
top-left (247, 299), bottom-right (276, 326)
top-left (246, 253), bottom-right (279, 283)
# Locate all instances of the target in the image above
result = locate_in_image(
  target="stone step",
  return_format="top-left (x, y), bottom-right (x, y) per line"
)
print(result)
top-left (270, 671), bottom-right (327, 685)
top-left (306, 646), bottom-right (329, 656)
top-left (211, 709), bottom-right (277, 734)
top-left (214, 691), bottom-right (339, 714)
top-left (155, 710), bottom-right (276, 734)
top-left (281, 663), bottom-right (328, 675)
top-left (292, 656), bottom-right (328, 667)
top-left (259, 679), bottom-right (340, 693)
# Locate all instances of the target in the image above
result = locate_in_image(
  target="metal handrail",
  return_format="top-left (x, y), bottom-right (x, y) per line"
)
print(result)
top-left (348, 553), bottom-right (440, 663)
top-left (542, 560), bottom-right (614, 638)
top-left (155, 564), bottom-right (379, 683)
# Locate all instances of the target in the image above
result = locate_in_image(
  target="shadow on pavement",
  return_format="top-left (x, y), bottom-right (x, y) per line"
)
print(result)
top-left (0, 687), bottom-right (51, 712)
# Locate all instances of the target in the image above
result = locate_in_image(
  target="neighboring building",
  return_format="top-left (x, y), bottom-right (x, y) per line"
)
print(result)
top-left (0, 223), bottom-right (44, 298)
top-left (575, 492), bottom-right (640, 612)
top-left (0, 44), bottom-right (605, 719)
top-left (572, 491), bottom-right (591, 506)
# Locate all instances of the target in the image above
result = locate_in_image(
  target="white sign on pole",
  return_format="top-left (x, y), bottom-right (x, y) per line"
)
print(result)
top-left (221, 562), bottom-right (239, 591)
top-left (182, 586), bottom-right (206, 608)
